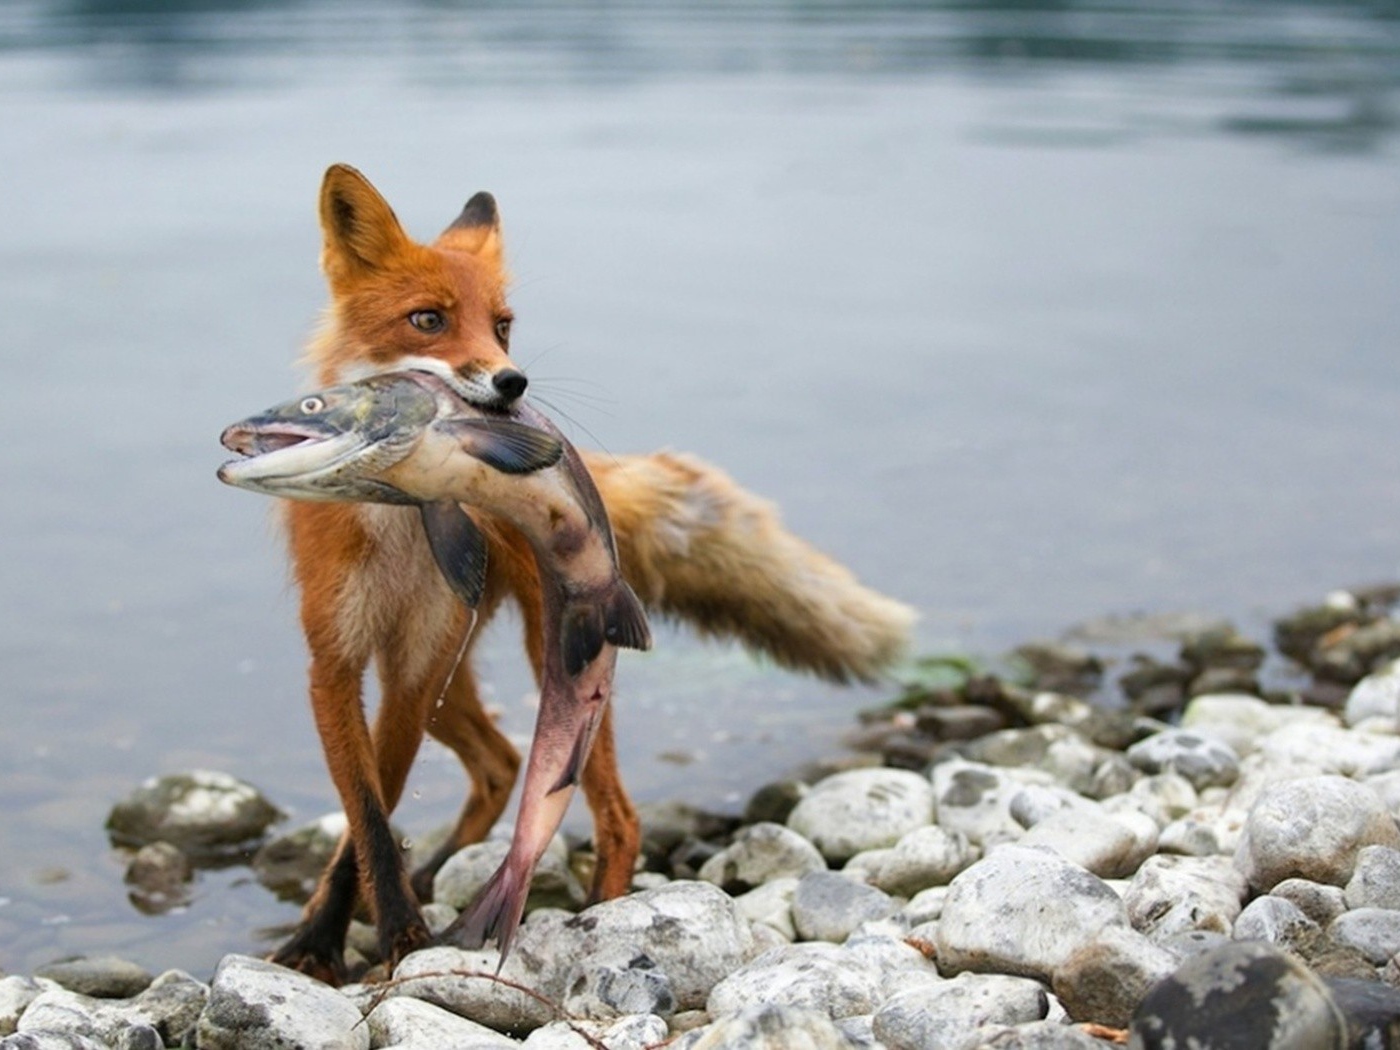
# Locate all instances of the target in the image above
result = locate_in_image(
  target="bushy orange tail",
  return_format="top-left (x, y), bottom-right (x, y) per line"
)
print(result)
top-left (586, 450), bottom-right (917, 684)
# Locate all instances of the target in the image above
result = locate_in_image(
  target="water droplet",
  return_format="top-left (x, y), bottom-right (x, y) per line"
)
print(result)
top-left (411, 789), bottom-right (422, 800)
top-left (401, 837), bottom-right (413, 850)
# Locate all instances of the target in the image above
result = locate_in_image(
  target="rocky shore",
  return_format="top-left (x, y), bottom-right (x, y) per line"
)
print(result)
top-left (10, 585), bottom-right (1400, 1048)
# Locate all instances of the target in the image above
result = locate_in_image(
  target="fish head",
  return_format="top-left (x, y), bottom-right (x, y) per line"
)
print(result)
top-left (217, 374), bottom-right (437, 502)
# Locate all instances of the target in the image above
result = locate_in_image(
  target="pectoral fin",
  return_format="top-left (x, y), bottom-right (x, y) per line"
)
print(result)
top-left (547, 729), bottom-right (591, 795)
top-left (420, 500), bottom-right (488, 607)
top-left (435, 418), bottom-right (564, 475)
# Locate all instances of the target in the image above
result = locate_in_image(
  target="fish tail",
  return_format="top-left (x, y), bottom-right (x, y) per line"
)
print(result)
top-left (442, 861), bottom-right (531, 964)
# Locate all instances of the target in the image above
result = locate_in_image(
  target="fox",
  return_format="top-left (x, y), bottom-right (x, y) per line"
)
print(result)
top-left (267, 163), bottom-right (917, 983)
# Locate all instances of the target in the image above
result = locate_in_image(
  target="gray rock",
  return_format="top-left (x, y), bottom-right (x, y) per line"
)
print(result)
top-left (1157, 806), bottom-right (1244, 856)
top-left (1325, 978), bottom-right (1400, 1050)
top-left (16, 970), bottom-right (206, 1047)
top-left (1124, 773), bottom-right (1198, 827)
top-left (1232, 896), bottom-right (1322, 955)
top-left (786, 768), bottom-right (935, 863)
top-left (1126, 730), bottom-right (1240, 790)
top-left (706, 942), bottom-right (884, 1020)
top-left (971, 1020), bottom-right (1110, 1048)
top-left (932, 762), bottom-right (1025, 847)
top-left (1051, 926), bottom-right (1176, 1028)
top-left (1123, 854), bottom-right (1245, 941)
top-left (1088, 753), bottom-right (1141, 801)
top-left (123, 842), bottom-right (193, 914)
top-left (1328, 907), bottom-right (1400, 965)
top-left (697, 823), bottom-right (826, 892)
top-left (733, 878), bottom-right (799, 940)
top-left (195, 954), bottom-right (368, 1050)
top-left (790, 871), bottom-right (896, 944)
top-left (1345, 659), bottom-right (1400, 726)
top-left (1129, 941), bottom-right (1347, 1049)
top-left (744, 780), bottom-right (808, 827)
top-left (1256, 722), bottom-right (1400, 778)
top-left (32, 957), bottom-right (152, 999)
top-left (1156, 930), bottom-right (1231, 964)
top-left (1272, 878), bottom-right (1349, 928)
top-left (873, 972), bottom-right (1050, 1050)
top-left (682, 1004), bottom-right (854, 1050)
top-left (551, 882), bottom-right (756, 1017)
top-left (1008, 784), bottom-right (1086, 828)
top-left (366, 996), bottom-right (518, 1048)
top-left (1234, 774), bottom-right (1400, 892)
top-left (434, 836), bottom-right (585, 913)
top-left (0, 1034), bottom-right (110, 1050)
top-left (105, 771), bottom-right (282, 858)
top-left (936, 845), bottom-right (1128, 982)
top-left (1344, 844), bottom-right (1400, 910)
top-left (250, 812), bottom-right (344, 904)
top-left (963, 725), bottom-right (1103, 795)
top-left (391, 944), bottom-right (556, 1035)
top-left (1015, 806), bottom-right (1157, 879)
top-left (869, 825), bottom-right (977, 897)
top-left (0, 978), bottom-right (53, 1037)
top-left (521, 1014), bottom-right (668, 1050)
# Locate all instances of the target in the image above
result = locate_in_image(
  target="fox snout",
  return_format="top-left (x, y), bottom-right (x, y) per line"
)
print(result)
top-left (491, 368), bottom-right (528, 402)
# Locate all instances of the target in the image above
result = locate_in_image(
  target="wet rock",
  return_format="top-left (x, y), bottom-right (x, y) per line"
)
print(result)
top-left (250, 812), bottom-right (343, 904)
top-left (1180, 693), bottom-right (1332, 758)
top-left (522, 1013), bottom-right (669, 1050)
top-left (434, 836), bottom-right (585, 913)
top-left (1344, 844), bottom-right (1400, 910)
top-left (936, 845), bottom-right (1128, 982)
top-left (1274, 598), bottom-right (1364, 666)
top-left (1181, 624), bottom-right (1265, 673)
top-left (1010, 643), bottom-right (1103, 695)
top-left (122, 842), bottom-right (192, 915)
top-left (195, 955), bottom-right (366, 1049)
top-left (1325, 978), bottom-right (1400, 1050)
top-left (637, 801), bottom-right (737, 868)
top-left (1125, 729), bottom-right (1239, 791)
top-left (1119, 656), bottom-right (1189, 718)
top-left (1051, 925), bottom-right (1176, 1028)
top-left (18, 971), bottom-right (206, 1048)
top-left (1129, 940), bottom-right (1347, 1049)
top-left (914, 704), bottom-right (1009, 742)
top-left (1312, 618), bottom-right (1400, 684)
top-left (742, 781), bottom-right (807, 827)
top-left (1234, 774), bottom-right (1400, 892)
top-left (30, 958), bottom-right (152, 1000)
top-left (0, 1034), bottom-right (110, 1050)
top-left (872, 972), bottom-right (1050, 1050)
top-left (697, 823), bottom-right (826, 893)
top-left (365, 995), bottom-right (518, 1048)
top-left (790, 871), bottom-right (896, 944)
top-left (706, 942), bottom-right (883, 1021)
top-left (785, 768), bottom-right (934, 864)
top-left (105, 771), bottom-right (282, 859)
top-left (1329, 908), bottom-right (1400, 965)
top-left (678, 1004), bottom-right (854, 1050)
top-left (1123, 854), bottom-right (1245, 941)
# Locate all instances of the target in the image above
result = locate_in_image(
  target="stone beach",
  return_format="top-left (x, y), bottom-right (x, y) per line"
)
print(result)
top-left (12, 586), bottom-right (1400, 1047)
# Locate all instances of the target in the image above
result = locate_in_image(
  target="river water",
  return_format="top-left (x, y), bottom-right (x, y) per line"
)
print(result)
top-left (1, 0), bottom-right (1398, 977)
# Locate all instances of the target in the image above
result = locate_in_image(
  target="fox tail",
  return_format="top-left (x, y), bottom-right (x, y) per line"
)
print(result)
top-left (586, 450), bottom-right (917, 684)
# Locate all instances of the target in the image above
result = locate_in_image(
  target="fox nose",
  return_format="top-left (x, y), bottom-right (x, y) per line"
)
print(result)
top-left (492, 368), bottom-right (528, 402)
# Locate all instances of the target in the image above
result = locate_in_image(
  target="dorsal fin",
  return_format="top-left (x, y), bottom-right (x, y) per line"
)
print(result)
top-left (604, 583), bottom-right (653, 653)
top-left (419, 501), bottom-right (488, 608)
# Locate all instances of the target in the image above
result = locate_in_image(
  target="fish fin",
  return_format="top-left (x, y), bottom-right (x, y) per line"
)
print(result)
top-left (561, 605), bottom-right (606, 678)
top-left (439, 863), bottom-right (529, 966)
top-left (435, 418), bottom-right (564, 475)
top-left (604, 583), bottom-right (653, 653)
top-left (419, 501), bottom-right (488, 607)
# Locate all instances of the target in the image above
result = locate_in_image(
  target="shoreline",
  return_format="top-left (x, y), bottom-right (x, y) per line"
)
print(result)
top-left (8, 583), bottom-right (1400, 1047)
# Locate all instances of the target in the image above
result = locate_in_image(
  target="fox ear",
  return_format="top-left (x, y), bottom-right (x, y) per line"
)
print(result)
top-left (319, 164), bottom-right (411, 284)
top-left (440, 191), bottom-right (503, 257)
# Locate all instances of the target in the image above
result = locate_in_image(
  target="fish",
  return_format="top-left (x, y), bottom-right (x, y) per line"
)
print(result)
top-left (219, 365), bottom-right (652, 956)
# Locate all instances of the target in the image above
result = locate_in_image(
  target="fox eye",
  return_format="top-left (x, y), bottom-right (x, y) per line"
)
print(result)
top-left (494, 317), bottom-right (512, 347)
top-left (408, 309), bottom-right (446, 334)
top-left (299, 396), bottom-right (325, 414)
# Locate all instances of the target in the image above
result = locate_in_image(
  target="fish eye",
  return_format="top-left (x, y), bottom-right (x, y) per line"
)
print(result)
top-left (299, 396), bottom-right (325, 414)
top-left (494, 316), bottom-right (512, 347)
top-left (409, 309), bottom-right (446, 334)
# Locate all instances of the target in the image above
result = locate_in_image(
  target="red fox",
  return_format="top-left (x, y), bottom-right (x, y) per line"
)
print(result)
top-left (268, 164), bottom-right (917, 983)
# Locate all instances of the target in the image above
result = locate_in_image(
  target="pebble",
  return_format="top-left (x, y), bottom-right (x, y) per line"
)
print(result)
top-left (434, 836), bottom-right (585, 913)
top-left (1125, 729), bottom-right (1240, 791)
top-left (1231, 896), bottom-right (1322, 955)
top-left (250, 812), bottom-right (345, 903)
top-left (677, 1004), bottom-right (854, 1050)
top-left (1344, 844), bottom-right (1400, 910)
top-left (1328, 908), bottom-right (1400, 965)
top-left (872, 972), bottom-right (1051, 1050)
top-left (30, 958), bottom-right (152, 1000)
top-left (865, 824), bottom-right (978, 897)
top-left (790, 871), bottom-right (896, 943)
top-left (104, 771), bottom-right (282, 859)
top-left (1014, 804), bottom-right (1157, 879)
top-left (366, 995), bottom-right (519, 1048)
top-left (195, 955), bottom-right (366, 1049)
top-left (122, 843), bottom-right (192, 915)
top-left (785, 768), bottom-right (935, 863)
top-left (1123, 854), bottom-right (1245, 941)
top-left (931, 761), bottom-right (1026, 846)
top-left (696, 822), bottom-right (826, 892)
top-left (1051, 926), bottom-right (1176, 1028)
top-left (706, 942), bottom-right (884, 1021)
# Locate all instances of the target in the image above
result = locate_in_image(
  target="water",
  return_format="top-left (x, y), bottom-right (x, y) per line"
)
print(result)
top-left (1, 0), bottom-right (1398, 977)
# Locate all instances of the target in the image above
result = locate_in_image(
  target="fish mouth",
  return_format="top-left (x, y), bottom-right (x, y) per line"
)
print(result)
top-left (216, 425), bottom-right (367, 491)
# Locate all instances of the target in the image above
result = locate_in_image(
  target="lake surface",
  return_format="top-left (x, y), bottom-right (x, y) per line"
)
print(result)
top-left (1, 0), bottom-right (1398, 977)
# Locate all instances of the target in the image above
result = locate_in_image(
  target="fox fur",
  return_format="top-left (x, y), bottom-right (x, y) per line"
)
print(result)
top-left (267, 164), bottom-right (916, 982)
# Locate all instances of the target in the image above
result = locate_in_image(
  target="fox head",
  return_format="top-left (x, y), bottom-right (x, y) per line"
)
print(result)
top-left (309, 164), bottom-right (527, 408)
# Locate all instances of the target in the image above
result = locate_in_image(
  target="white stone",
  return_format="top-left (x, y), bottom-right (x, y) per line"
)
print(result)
top-left (521, 1013), bottom-right (669, 1050)
top-left (1346, 660), bottom-right (1400, 727)
top-left (681, 1004), bottom-right (854, 1050)
top-left (872, 972), bottom-right (1050, 1050)
top-left (433, 835), bottom-right (584, 913)
top-left (786, 768), bottom-right (935, 863)
top-left (1126, 729), bottom-right (1240, 790)
top-left (367, 996), bottom-right (518, 1048)
top-left (868, 825), bottom-right (978, 897)
top-left (1013, 804), bottom-right (1157, 879)
top-left (1330, 908), bottom-right (1400, 964)
top-left (1232, 896), bottom-right (1320, 954)
top-left (732, 877), bottom-right (799, 941)
top-left (194, 955), bottom-right (366, 1050)
top-left (931, 761), bottom-right (1025, 847)
top-left (935, 845), bottom-right (1128, 982)
top-left (391, 945), bottom-right (556, 1035)
top-left (1124, 854), bottom-right (1246, 941)
top-left (1256, 722), bottom-right (1400, 778)
top-left (1344, 844), bottom-right (1400, 910)
top-left (1181, 693), bottom-right (1333, 758)
top-left (697, 823), bottom-right (827, 890)
top-left (706, 942), bottom-right (884, 1020)
top-left (790, 871), bottom-right (897, 943)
